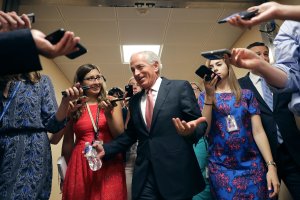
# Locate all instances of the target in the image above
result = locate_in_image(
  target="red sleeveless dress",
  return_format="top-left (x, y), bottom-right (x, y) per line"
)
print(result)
top-left (62, 104), bottom-right (127, 200)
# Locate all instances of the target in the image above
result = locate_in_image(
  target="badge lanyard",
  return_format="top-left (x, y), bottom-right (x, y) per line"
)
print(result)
top-left (219, 100), bottom-right (239, 132)
top-left (0, 81), bottom-right (21, 122)
top-left (86, 103), bottom-right (101, 142)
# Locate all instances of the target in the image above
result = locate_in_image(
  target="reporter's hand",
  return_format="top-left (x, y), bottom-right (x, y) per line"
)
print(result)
top-left (61, 83), bottom-right (85, 116)
top-left (100, 96), bottom-right (119, 115)
top-left (230, 48), bottom-right (266, 73)
top-left (227, 2), bottom-right (281, 29)
top-left (0, 11), bottom-right (30, 32)
top-left (31, 29), bottom-right (80, 58)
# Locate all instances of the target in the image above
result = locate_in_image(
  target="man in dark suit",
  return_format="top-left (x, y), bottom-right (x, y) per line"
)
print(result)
top-left (238, 42), bottom-right (300, 199)
top-left (0, 11), bottom-right (80, 75)
top-left (96, 51), bottom-right (207, 200)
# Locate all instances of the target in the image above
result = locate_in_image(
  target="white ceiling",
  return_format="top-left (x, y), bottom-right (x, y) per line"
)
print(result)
top-left (18, 0), bottom-right (259, 89)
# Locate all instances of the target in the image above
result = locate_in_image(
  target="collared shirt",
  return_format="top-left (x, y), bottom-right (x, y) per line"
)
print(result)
top-left (249, 72), bottom-right (264, 98)
top-left (141, 77), bottom-right (162, 124)
top-left (272, 20), bottom-right (300, 93)
top-left (249, 73), bottom-right (283, 143)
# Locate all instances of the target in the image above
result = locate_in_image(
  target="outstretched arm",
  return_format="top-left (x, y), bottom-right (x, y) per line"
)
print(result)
top-left (0, 11), bottom-right (81, 75)
top-left (227, 2), bottom-right (300, 28)
top-left (230, 48), bottom-right (287, 88)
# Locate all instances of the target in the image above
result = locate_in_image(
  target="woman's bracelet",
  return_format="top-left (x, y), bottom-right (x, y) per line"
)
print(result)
top-left (204, 102), bottom-right (213, 106)
top-left (266, 161), bottom-right (277, 168)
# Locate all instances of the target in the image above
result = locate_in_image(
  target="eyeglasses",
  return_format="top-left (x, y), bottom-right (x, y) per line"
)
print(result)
top-left (83, 75), bottom-right (105, 82)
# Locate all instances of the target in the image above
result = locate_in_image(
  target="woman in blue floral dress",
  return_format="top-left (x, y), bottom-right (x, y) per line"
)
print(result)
top-left (0, 72), bottom-right (79, 200)
top-left (198, 58), bottom-right (280, 200)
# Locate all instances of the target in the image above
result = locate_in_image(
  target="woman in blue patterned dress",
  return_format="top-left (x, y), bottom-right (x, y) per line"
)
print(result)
top-left (198, 58), bottom-right (280, 199)
top-left (0, 72), bottom-right (79, 200)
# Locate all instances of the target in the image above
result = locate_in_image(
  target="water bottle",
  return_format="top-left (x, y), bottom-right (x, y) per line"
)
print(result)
top-left (84, 141), bottom-right (102, 171)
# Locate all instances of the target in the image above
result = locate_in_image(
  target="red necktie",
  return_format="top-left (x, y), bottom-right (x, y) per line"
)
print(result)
top-left (145, 89), bottom-right (154, 129)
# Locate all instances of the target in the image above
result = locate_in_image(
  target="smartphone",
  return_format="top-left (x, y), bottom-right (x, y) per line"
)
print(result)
top-left (195, 65), bottom-right (221, 83)
top-left (218, 9), bottom-right (258, 24)
top-left (45, 28), bottom-right (87, 59)
top-left (125, 85), bottom-right (133, 97)
top-left (21, 13), bottom-right (35, 24)
top-left (110, 97), bottom-right (124, 104)
top-left (201, 49), bottom-right (231, 60)
top-left (61, 85), bottom-right (90, 97)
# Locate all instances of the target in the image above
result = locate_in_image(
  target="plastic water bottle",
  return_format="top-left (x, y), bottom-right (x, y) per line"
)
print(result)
top-left (84, 142), bottom-right (102, 171)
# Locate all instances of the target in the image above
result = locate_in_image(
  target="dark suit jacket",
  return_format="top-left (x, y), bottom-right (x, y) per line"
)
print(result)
top-left (239, 73), bottom-right (300, 167)
top-left (1, 29), bottom-right (42, 75)
top-left (104, 78), bottom-right (207, 200)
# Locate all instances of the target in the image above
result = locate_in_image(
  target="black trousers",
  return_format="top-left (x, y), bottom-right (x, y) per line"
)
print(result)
top-left (277, 143), bottom-right (300, 200)
top-left (138, 166), bottom-right (192, 200)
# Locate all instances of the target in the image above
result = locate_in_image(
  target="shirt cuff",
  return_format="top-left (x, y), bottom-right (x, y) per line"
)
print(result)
top-left (269, 64), bottom-right (294, 93)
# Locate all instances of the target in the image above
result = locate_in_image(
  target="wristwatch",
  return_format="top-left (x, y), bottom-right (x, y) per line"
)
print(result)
top-left (266, 161), bottom-right (276, 168)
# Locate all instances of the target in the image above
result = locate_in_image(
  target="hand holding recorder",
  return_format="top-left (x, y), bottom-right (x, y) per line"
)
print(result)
top-left (45, 28), bottom-right (87, 59)
top-left (218, 9), bottom-right (258, 24)
top-left (32, 29), bottom-right (80, 59)
top-left (109, 84), bottom-right (134, 104)
top-left (0, 11), bottom-right (34, 32)
top-left (195, 65), bottom-right (221, 83)
top-left (227, 2), bottom-right (300, 28)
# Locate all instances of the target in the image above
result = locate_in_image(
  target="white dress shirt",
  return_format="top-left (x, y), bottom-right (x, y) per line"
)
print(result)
top-left (249, 72), bottom-right (265, 99)
top-left (141, 77), bottom-right (162, 124)
top-left (249, 72), bottom-right (283, 143)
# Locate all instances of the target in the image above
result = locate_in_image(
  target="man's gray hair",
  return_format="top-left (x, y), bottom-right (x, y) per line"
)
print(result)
top-left (130, 51), bottom-right (163, 73)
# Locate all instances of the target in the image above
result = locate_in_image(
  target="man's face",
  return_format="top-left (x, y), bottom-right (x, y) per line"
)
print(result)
top-left (249, 45), bottom-right (270, 63)
top-left (130, 53), bottom-right (159, 90)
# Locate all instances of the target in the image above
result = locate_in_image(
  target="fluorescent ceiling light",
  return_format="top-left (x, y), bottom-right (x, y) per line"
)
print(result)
top-left (121, 45), bottom-right (161, 64)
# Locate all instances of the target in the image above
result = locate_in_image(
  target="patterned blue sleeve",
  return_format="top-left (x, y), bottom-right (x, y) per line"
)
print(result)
top-left (40, 75), bottom-right (66, 133)
top-left (244, 90), bottom-right (260, 115)
top-left (197, 92), bottom-right (205, 111)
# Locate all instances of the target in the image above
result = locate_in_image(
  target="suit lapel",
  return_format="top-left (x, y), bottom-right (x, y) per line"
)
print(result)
top-left (273, 92), bottom-right (279, 109)
top-left (131, 90), bottom-right (148, 130)
top-left (151, 78), bottom-right (170, 129)
top-left (244, 74), bottom-right (270, 110)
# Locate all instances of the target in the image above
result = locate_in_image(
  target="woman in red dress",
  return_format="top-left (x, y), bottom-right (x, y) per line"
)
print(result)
top-left (61, 64), bottom-right (127, 200)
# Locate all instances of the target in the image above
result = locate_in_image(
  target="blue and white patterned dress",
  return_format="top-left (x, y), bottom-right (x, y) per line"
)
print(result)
top-left (198, 89), bottom-right (268, 200)
top-left (0, 75), bottom-right (66, 200)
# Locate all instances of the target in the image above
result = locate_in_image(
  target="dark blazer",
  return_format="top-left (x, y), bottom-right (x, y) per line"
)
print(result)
top-left (239, 73), bottom-right (300, 166)
top-left (1, 29), bottom-right (42, 75)
top-left (104, 78), bottom-right (207, 200)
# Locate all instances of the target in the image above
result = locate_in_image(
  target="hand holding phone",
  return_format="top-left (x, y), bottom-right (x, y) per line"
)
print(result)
top-left (45, 28), bottom-right (87, 59)
top-left (195, 65), bottom-right (221, 83)
top-left (19, 13), bottom-right (35, 24)
top-left (201, 49), bottom-right (231, 60)
top-left (61, 85), bottom-right (90, 97)
top-left (218, 9), bottom-right (258, 24)
top-left (125, 85), bottom-right (133, 98)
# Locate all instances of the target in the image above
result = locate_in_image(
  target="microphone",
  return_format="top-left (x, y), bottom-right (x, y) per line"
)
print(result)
top-left (61, 85), bottom-right (90, 97)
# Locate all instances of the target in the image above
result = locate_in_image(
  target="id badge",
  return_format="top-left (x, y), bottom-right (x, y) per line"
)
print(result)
top-left (226, 115), bottom-right (239, 132)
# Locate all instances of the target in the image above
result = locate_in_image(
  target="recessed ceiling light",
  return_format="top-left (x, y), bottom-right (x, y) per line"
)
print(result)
top-left (121, 45), bottom-right (162, 64)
